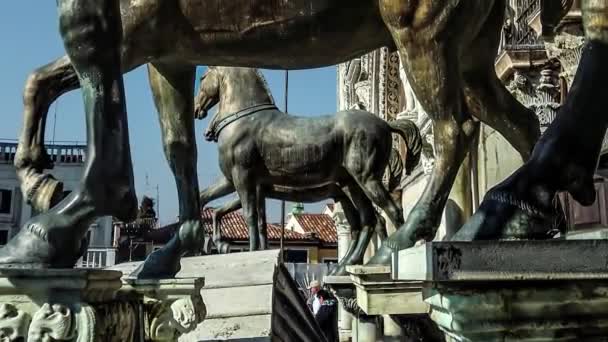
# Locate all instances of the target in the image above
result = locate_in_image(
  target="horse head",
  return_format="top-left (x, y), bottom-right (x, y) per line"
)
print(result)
top-left (194, 67), bottom-right (221, 121)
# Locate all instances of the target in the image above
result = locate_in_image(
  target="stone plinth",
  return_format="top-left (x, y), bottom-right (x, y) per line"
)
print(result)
top-left (324, 275), bottom-right (377, 342)
top-left (346, 265), bottom-right (428, 316)
top-left (0, 269), bottom-right (126, 341)
top-left (394, 240), bottom-right (608, 341)
top-left (113, 250), bottom-right (325, 342)
top-left (0, 268), bottom-right (206, 341)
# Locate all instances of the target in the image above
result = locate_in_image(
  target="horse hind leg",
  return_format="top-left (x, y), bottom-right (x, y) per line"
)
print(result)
top-left (327, 189), bottom-right (364, 276)
top-left (15, 56), bottom-right (80, 213)
top-left (461, 0), bottom-right (540, 161)
top-left (330, 183), bottom-right (377, 276)
top-left (130, 62), bottom-right (199, 279)
top-left (200, 175), bottom-right (236, 208)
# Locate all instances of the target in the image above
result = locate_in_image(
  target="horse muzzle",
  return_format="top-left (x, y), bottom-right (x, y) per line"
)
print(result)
top-left (195, 108), bottom-right (208, 120)
top-left (204, 128), bottom-right (216, 142)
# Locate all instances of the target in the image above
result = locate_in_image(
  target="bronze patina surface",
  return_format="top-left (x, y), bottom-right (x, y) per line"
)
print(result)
top-left (9, 0), bottom-right (583, 278)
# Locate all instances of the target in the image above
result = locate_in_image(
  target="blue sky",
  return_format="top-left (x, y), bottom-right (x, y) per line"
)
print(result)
top-left (1, 2), bottom-right (337, 225)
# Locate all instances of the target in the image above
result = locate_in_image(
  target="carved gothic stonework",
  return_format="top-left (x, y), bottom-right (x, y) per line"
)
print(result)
top-left (378, 48), bottom-right (402, 121)
top-left (545, 33), bottom-right (585, 87)
top-left (505, 67), bottom-right (562, 131)
top-left (0, 304), bottom-right (29, 341)
top-left (28, 304), bottom-right (75, 341)
top-left (0, 270), bottom-right (205, 342)
top-left (146, 294), bottom-right (206, 342)
top-left (339, 48), bottom-right (432, 179)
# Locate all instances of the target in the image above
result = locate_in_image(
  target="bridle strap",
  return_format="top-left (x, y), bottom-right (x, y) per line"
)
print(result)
top-left (208, 103), bottom-right (277, 142)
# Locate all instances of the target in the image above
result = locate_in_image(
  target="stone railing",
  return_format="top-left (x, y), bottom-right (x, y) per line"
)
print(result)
top-left (500, 0), bottom-right (545, 53)
top-left (0, 140), bottom-right (85, 165)
top-left (76, 247), bottom-right (117, 268)
top-left (517, 0), bottom-right (541, 24)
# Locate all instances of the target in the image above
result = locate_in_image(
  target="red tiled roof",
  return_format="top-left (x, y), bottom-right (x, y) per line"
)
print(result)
top-left (292, 213), bottom-right (337, 244)
top-left (201, 208), bottom-right (309, 241)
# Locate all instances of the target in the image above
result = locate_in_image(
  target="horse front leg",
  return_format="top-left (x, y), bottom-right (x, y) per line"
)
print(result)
top-left (15, 55), bottom-right (78, 172)
top-left (212, 197), bottom-right (241, 254)
top-left (130, 62), bottom-right (198, 279)
top-left (257, 187), bottom-right (268, 250)
top-left (0, 0), bottom-right (137, 267)
top-left (233, 170), bottom-right (259, 252)
top-left (370, 2), bottom-right (483, 265)
top-left (15, 56), bottom-right (80, 213)
top-left (453, 1), bottom-right (608, 240)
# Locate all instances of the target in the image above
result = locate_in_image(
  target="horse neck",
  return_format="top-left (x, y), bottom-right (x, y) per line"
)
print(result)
top-left (215, 76), bottom-right (275, 120)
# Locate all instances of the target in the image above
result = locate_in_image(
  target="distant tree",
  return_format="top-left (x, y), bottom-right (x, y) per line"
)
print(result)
top-left (138, 196), bottom-right (156, 220)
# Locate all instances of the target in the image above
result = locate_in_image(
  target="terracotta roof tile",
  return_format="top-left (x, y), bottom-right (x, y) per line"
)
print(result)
top-left (201, 208), bottom-right (309, 241)
top-left (292, 213), bottom-right (337, 243)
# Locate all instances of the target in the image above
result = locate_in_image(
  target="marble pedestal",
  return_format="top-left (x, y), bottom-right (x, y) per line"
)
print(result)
top-left (0, 268), bottom-right (205, 342)
top-left (393, 240), bottom-right (608, 341)
top-left (325, 275), bottom-right (378, 342)
top-left (326, 267), bottom-right (441, 342)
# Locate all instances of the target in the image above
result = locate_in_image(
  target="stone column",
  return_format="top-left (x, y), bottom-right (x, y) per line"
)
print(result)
top-left (333, 203), bottom-right (354, 341)
top-left (352, 315), bottom-right (378, 342)
top-left (383, 315), bottom-right (405, 341)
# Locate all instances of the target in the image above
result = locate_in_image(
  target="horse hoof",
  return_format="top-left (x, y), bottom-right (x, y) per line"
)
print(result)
top-left (19, 170), bottom-right (64, 213)
top-left (0, 214), bottom-right (83, 268)
top-left (328, 264), bottom-right (349, 277)
top-left (128, 247), bottom-right (181, 279)
top-left (14, 146), bottom-right (54, 171)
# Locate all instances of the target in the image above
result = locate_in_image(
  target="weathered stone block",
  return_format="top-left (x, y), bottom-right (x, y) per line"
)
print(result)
top-left (394, 240), bottom-right (608, 341)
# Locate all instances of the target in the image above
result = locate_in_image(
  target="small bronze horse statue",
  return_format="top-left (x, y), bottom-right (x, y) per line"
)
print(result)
top-left (204, 146), bottom-right (405, 263)
top-left (7, 0), bottom-right (543, 278)
top-left (196, 67), bottom-right (421, 272)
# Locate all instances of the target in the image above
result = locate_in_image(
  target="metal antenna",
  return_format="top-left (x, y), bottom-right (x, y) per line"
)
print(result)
top-left (280, 70), bottom-right (289, 263)
top-left (51, 99), bottom-right (59, 145)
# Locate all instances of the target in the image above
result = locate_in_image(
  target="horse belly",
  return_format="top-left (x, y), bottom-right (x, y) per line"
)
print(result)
top-left (182, 0), bottom-right (338, 34)
top-left (262, 141), bottom-right (340, 181)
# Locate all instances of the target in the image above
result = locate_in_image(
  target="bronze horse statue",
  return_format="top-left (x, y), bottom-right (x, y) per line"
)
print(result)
top-left (7, 0), bottom-right (546, 278)
top-left (205, 145), bottom-right (406, 256)
top-left (196, 67), bottom-right (420, 273)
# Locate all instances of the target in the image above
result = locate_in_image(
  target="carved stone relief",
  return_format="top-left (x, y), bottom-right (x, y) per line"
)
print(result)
top-left (146, 294), bottom-right (206, 342)
top-left (28, 304), bottom-right (74, 341)
top-left (506, 68), bottom-right (562, 131)
top-left (545, 33), bottom-right (585, 87)
top-left (339, 49), bottom-right (431, 176)
top-left (0, 304), bottom-right (29, 341)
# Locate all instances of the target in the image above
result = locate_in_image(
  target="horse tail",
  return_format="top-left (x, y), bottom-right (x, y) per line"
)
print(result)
top-left (388, 118), bottom-right (423, 176)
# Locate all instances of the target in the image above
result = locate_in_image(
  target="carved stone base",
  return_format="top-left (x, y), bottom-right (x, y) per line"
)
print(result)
top-left (326, 269), bottom-right (443, 342)
top-left (394, 241), bottom-right (608, 341)
top-left (0, 269), bottom-right (205, 342)
top-left (346, 265), bottom-right (427, 316)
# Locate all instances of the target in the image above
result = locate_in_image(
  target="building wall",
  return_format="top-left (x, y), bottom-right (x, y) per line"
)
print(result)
top-left (476, 125), bottom-right (523, 197)
top-left (318, 247), bottom-right (338, 263)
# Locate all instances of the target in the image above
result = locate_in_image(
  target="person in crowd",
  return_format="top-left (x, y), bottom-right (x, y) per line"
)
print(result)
top-left (306, 280), bottom-right (321, 314)
top-left (314, 289), bottom-right (338, 342)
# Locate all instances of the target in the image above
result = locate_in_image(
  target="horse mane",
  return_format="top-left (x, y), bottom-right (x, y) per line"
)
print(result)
top-left (252, 69), bottom-right (276, 105)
